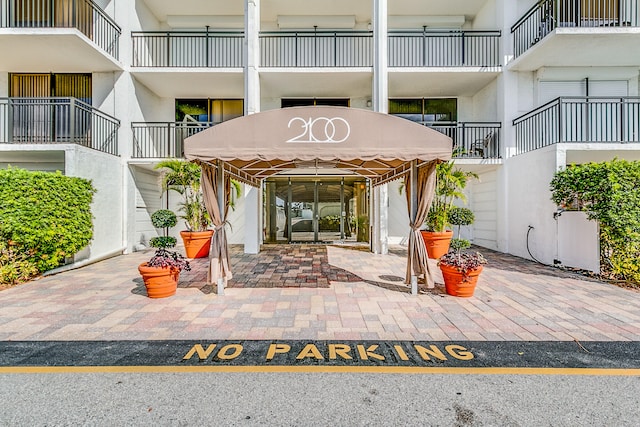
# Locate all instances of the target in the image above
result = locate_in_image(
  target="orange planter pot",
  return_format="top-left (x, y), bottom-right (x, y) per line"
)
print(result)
top-left (440, 264), bottom-right (483, 298)
top-left (420, 230), bottom-right (453, 259)
top-left (180, 230), bottom-right (214, 259)
top-left (138, 263), bottom-right (178, 298)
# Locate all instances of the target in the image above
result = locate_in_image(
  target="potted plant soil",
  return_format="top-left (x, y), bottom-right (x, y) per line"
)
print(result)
top-left (421, 158), bottom-right (477, 259)
top-left (138, 209), bottom-right (190, 298)
top-left (438, 239), bottom-right (487, 298)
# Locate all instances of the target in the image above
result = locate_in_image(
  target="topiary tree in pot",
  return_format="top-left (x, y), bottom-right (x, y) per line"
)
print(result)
top-left (138, 209), bottom-right (190, 298)
top-left (438, 206), bottom-right (486, 298)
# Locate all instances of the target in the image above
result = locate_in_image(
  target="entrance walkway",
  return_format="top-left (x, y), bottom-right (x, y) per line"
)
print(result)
top-left (0, 245), bottom-right (639, 342)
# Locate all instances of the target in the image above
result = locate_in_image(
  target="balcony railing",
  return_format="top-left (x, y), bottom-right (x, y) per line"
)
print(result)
top-left (512, 0), bottom-right (639, 58)
top-left (0, 97), bottom-right (120, 156)
top-left (1, 0), bottom-right (121, 59)
top-left (260, 30), bottom-right (373, 67)
top-left (513, 97), bottom-right (640, 154)
top-left (131, 30), bottom-right (244, 68)
top-left (424, 122), bottom-right (502, 159)
top-left (388, 30), bottom-right (501, 67)
top-left (131, 121), bottom-right (217, 158)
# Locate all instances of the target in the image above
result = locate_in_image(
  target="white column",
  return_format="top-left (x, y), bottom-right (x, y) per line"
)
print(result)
top-left (244, 0), bottom-right (260, 116)
top-left (244, 184), bottom-right (260, 254)
top-left (372, 0), bottom-right (389, 254)
top-left (372, 0), bottom-right (388, 113)
top-left (244, 0), bottom-right (262, 253)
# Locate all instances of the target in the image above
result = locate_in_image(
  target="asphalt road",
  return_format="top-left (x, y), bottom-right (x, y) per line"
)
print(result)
top-left (2, 372), bottom-right (639, 425)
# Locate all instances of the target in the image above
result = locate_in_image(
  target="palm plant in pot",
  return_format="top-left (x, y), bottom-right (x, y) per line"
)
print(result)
top-left (155, 160), bottom-right (213, 259)
top-left (421, 157), bottom-right (478, 259)
top-left (138, 209), bottom-right (191, 298)
top-left (438, 206), bottom-right (486, 297)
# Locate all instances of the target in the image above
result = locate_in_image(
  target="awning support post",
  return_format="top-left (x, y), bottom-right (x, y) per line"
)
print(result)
top-left (217, 161), bottom-right (225, 296)
top-left (410, 160), bottom-right (418, 295)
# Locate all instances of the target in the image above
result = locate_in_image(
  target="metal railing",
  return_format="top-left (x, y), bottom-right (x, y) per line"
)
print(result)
top-left (131, 30), bottom-right (244, 67)
top-left (1, 0), bottom-right (120, 59)
top-left (424, 122), bottom-right (502, 159)
top-left (0, 97), bottom-right (120, 156)
top-left (388, 30), bottom-right (501, 67)
top-left (512, 0), bottom-right (639, 58)
top-left (131, 121), bottom-right (218, 158)
top-left (260, 30), bottom-right (373, 67)
top-left (513, 97), bottom-right (640, 154)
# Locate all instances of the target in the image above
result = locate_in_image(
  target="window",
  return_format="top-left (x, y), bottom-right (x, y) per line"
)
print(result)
top-left (389, 98), bottom-right (457, 124)
top-left (175, 99), bottom-right (244, 123)
top-left (10, 73), bottom-right (92, 101)
top-left (281, 98), bottom-right (350, 108)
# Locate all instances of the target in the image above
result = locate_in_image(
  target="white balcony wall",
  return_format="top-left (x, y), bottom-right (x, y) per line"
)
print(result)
top-left (472, 79), bottom-right (498, 120)
top-left (473, 0), bottom-right (498, 28)
top-left (0, 72), bottom-right (7, 97)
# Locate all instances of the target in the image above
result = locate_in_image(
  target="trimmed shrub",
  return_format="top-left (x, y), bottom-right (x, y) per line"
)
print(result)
top-left (0, 168), bottom-right (95, 285)
top-left (550, 159), bottom-right (640, 285)
top-left (151, 209), bottom-right (177, 229)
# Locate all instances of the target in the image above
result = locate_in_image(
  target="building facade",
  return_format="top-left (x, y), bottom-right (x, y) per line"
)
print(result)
top-left (1, 0), bottom-right (638, 272)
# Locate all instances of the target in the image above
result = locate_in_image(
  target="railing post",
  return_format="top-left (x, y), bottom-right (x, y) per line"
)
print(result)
top-left (72, 0), bottom-right (77, 28)
top-left (461, 122), bottom-right (466, 155)
top-left (166, 31), bottom-right (170, 67)
top-left (422, 26), bottom-right (426, 66)
top-left (314, 26), bottom-right (318, 66)
top-left (167, 123), bottom-right (171, 157)
top-left (334, 31), bottom-right (337, 66)
top-left (69, 98), bottom-right (76, 144)
top-left (557, 99), bottom-right (563, 144)
top-left (621, 97), bottom-right (626, 142)
top-left (206, 25), bottom-right (210, 67)
top-left (460, 31), bottom-right (465, 66)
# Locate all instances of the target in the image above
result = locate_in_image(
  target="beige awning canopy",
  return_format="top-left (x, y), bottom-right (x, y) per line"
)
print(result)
top-left (184, 106), bottom-right (452, 186)
top-left (184, 106), bottom-right (453, 293)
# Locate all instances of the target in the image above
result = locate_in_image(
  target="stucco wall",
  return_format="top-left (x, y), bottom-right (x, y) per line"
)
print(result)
top-left (387, 179), bottom-right (409, 244)
top-left (65, 146), bottom-right (123, 260)
top-left (505, 145), bottom-right (559, 264)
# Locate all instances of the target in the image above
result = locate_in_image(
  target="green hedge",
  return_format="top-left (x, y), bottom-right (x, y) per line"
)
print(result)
top-left (0, 168), bottom-right (95, 285)
top-left (550, 159), bottom-right (640, 285)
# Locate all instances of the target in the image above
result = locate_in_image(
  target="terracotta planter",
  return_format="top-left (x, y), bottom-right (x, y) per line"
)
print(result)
top-left (440, 264), bottom-right (483, 298)
top-left (138, 263), bottom-right (178, 298)
top-left (420, 230), bottom-right (453, 259)
top-left (180, 230), bottom-right (214, 259)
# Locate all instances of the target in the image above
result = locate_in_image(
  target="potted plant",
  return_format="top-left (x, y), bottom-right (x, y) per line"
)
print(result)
top-left (155, 160), bottom-right (213, 259)
top-left (138, 209), bottom-right (190, 298)
top-left (438, 239), bottom-right (487, 298)
top-left (421, 158), bottom-right (477, 259)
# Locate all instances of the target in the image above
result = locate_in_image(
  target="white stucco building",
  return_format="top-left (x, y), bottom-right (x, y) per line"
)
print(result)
top-left (1, 0), bottom-right (638, 273)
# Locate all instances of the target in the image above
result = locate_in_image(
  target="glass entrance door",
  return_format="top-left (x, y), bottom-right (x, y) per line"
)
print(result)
top-left (264, 178), bottom-right (370, 244)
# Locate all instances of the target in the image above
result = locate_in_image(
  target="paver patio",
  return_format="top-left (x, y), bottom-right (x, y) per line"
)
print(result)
top-left (0, 244), bottom-right (639, 342)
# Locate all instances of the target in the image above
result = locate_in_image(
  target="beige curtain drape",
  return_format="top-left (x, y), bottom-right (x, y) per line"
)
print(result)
top-left (405, 161), bottom-right (437, 288)
top-left (201, 162), bottom-right (232, 284)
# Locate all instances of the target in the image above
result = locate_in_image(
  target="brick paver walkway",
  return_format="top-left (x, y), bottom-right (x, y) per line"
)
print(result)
top-left (0, 244), bottom-right (639, 342)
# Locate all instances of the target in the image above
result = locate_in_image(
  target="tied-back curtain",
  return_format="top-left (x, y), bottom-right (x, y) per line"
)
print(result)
top-left (201, 162), bottom-right (232, 284)
top-left (405, 161), bottom-right (437, 287)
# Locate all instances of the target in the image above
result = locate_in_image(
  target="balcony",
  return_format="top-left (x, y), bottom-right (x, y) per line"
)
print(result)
top-left (0, 0), bottom-right (121, 71)
top-left (260, 30), bottom-right (373, 68)
top-left (0, 97), bottom-right (120, 156)
top-left (388, 30), bottom-right (501, 68)
top-left (510, 0), bottom-right (640, 70)
top-left (132, 30), bottom-right (244, 68)
top-left (425, 122), bottom-right (502, 160)
top-left (131, 121), bottom-right (217, 159)
top-left (513, 97), bottom-right (640, 155)
top-left (129, 30), bottom-right (244, 98)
